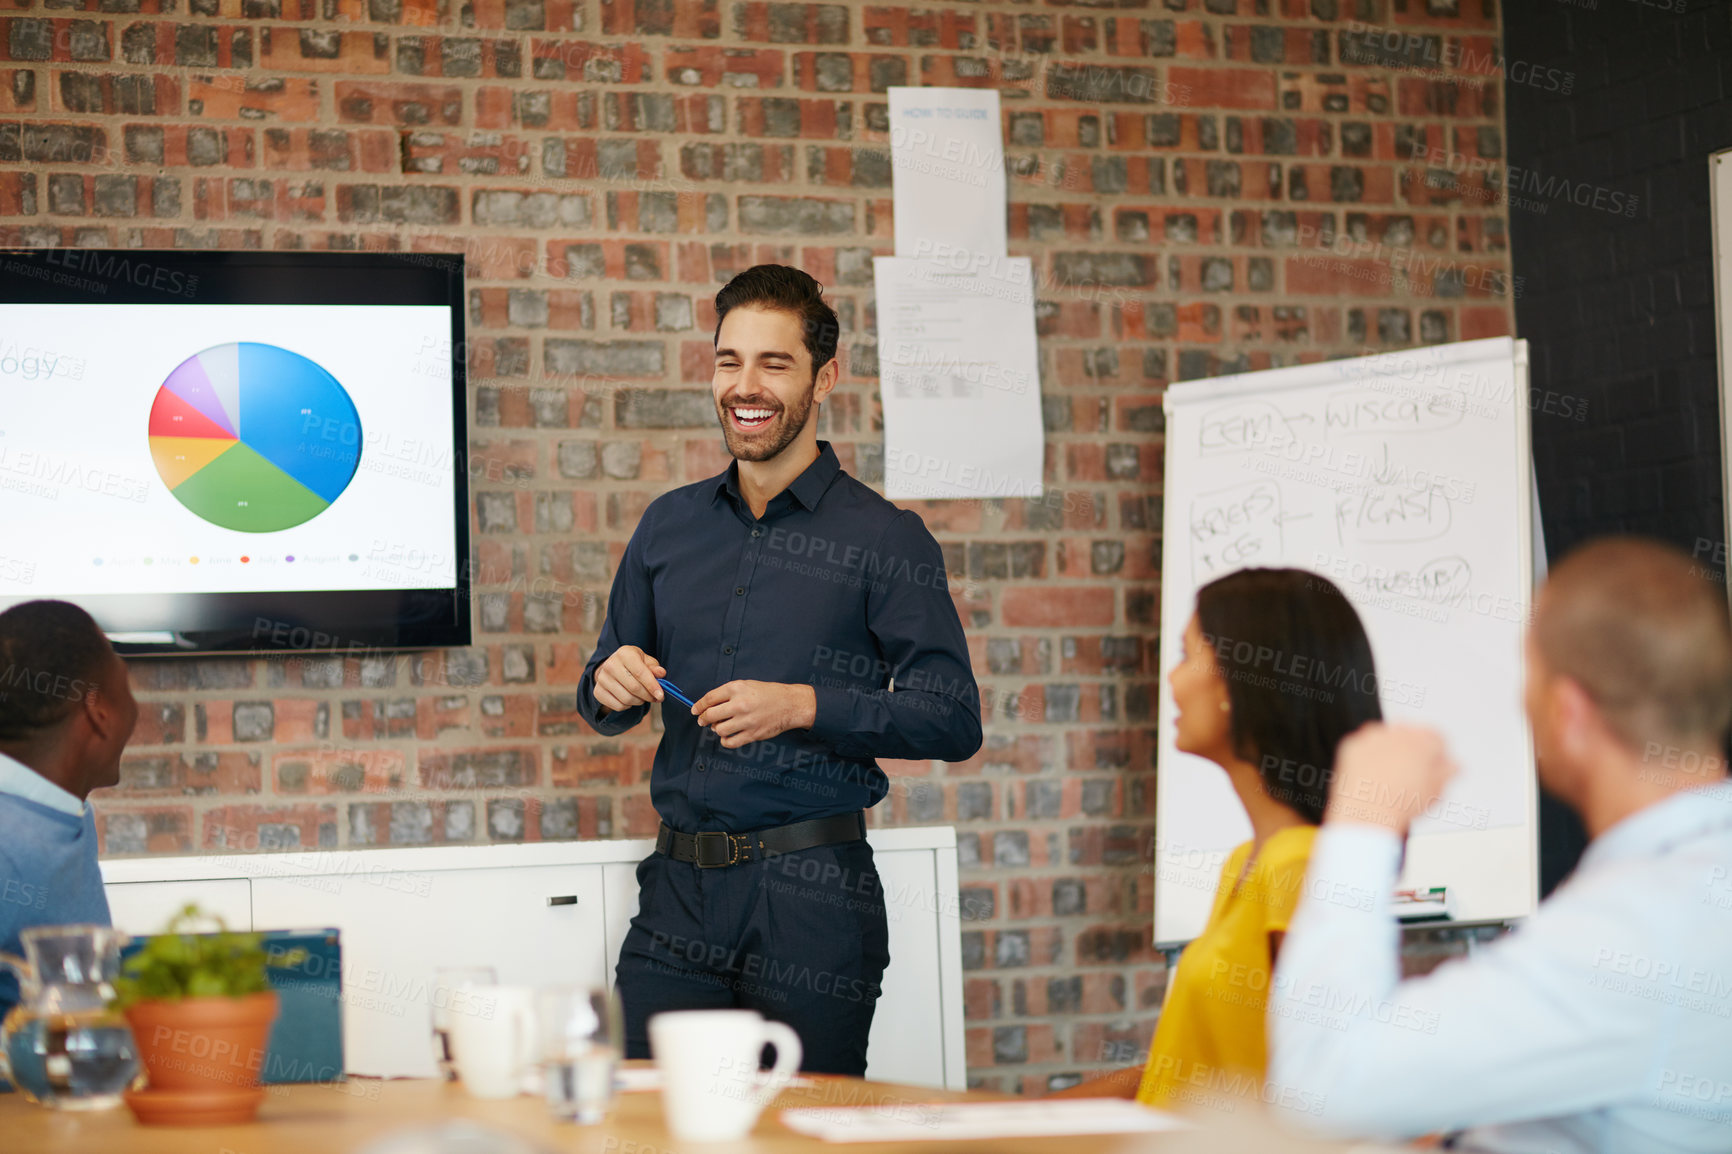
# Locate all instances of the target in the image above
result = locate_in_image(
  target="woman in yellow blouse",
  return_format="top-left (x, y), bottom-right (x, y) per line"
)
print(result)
top-left (1053, 567), bottom-right (1382, 1111)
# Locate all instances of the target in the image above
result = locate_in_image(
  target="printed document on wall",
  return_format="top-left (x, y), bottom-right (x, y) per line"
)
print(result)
top-left (874, 257), bottom-right (1044, 501)
top-left (887, 87), bottom-right (1006, 263)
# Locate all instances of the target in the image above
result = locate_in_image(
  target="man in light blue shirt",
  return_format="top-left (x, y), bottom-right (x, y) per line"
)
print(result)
top-left (1270, 538), bottom-right (1732, 1153)
top-left (0, 601), bottom-right (138, 1024)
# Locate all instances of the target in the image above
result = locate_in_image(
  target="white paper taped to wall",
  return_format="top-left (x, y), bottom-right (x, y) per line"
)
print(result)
top-left (874, 256), bottom-right (1045, 501)
top-left (888, 87), bottom-right (1006, 263)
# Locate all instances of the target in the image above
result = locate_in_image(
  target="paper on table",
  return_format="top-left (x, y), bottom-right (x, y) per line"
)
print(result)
top-left (888, 87), bottom-right (1006, 264)
top-left (617, 1067), bottom-right (817, 1093)
top-left (874, 256), bottom-right (1045, 501)
top-left (780, 1099), bottom-right (1189, 1143)
top-left (616, 1067), bottom-right (665, 1093)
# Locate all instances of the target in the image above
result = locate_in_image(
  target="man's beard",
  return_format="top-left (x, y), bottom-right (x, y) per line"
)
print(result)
top-left (717, 378), bottom-right (816, 463)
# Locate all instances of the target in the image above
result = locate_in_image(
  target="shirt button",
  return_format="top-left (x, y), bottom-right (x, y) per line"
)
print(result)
top-left (694, 761), bottom-right (705, 772)
top-left (735, 587), bottom-right (745, 596)
top-left (723, 645), bottom-right (733, 655)
top-left (751, 528), bottom-right (762, 538)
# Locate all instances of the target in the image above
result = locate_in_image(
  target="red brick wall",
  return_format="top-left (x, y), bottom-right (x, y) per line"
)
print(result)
top-left (2, 0), bottom-right (1514, 1092)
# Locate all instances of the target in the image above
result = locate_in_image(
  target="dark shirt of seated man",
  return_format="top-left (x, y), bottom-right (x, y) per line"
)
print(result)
top-left (0, 601), bottom-right (139, 1027)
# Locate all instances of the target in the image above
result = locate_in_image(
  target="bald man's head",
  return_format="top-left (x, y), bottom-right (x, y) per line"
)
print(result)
top-left (1534, 538), bottom-right (1732, 754)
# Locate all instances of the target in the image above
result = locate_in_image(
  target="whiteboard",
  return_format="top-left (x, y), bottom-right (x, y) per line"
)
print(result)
top-left (1712, 149), bottom-right (1732, 588)
top-left (1154, 337), bottom-right (1539, 945)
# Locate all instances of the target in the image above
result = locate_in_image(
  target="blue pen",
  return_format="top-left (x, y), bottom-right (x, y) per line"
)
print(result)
top-left (656, 678), bottom-right (697, 709)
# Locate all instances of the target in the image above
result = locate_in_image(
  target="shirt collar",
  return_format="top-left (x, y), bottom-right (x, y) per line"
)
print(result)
top-left (1578, 779), bottom-right (1732, 870)
top-left (0, 749), bottom-right (86, 817)
top-left (710, 441), bottom-right (842, 516)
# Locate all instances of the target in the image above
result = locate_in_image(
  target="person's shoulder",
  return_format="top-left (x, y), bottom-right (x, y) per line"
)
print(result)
top-left (0, 796), bottom-right (36, 865)
top-left (0, 793), bottom-right (83, 840)
top-left (638, 475), bottom-right (727, 526)
top-left (1553, 824), bottom-right (1730, 925)
top-left (1206, 840), bottom-right (1255, 906)
top-left (1260, 824), bottom-right (1318, 872)
top-left (826, 474), bottom-right (936, 538)
top-left (1244, 825), bottom-right (1316, 895)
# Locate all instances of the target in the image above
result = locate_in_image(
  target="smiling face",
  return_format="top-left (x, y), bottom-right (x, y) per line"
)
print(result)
top-left (712, 305), bottom-right (837, 464)
top-left (1170, 614), bottom-right (1235, 764)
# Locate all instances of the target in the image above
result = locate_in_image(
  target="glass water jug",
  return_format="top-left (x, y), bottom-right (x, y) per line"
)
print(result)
top-left (0, 924), bottom-right (141, 1109)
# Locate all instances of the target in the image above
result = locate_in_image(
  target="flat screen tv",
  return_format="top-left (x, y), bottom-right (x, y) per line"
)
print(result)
top-left (0, 249), bottom-right (469, 655)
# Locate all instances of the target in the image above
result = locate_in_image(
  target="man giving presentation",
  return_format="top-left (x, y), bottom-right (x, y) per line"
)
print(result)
top-left (576, 265), bottom-right (982, 1074)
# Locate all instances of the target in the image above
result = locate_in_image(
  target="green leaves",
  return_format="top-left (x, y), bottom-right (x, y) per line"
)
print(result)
top-left (111, 903), bottom-right (307, 1011)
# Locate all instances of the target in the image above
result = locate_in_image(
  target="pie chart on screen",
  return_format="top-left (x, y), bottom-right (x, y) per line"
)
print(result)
top-left (147, 342), bottom-right (362, 533)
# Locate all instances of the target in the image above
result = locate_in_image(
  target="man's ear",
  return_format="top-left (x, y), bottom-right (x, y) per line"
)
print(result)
top-left (813, 357), bottom-right (840, 405)
top-left (1550, 675), bottom-right (1599, 762)
top-left (80, 677), bottom-right (118, 742)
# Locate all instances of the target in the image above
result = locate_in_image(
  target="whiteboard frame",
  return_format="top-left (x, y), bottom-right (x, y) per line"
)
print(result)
top-left (1153, 338), bottom-right (1541, 948)
top-left (1712, 149), bottom-right (1732, 599)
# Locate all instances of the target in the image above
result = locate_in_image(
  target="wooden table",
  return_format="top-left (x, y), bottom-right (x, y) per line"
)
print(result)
top-left (2, 1075), bottom-right (1385, 1154)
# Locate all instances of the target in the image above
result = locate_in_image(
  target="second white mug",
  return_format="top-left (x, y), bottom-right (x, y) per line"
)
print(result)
top-left (649, 1009), bottom-right (803, 1141)
top-left (450, 985), bottom-right (538, 1099)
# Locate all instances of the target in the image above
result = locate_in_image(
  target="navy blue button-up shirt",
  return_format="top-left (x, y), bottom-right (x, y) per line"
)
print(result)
top-left (576, 442), bottom-right (982, 834)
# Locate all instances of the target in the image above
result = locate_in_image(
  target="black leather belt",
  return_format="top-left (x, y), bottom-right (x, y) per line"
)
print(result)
top-left (656, 812), bottom-right (866, 868)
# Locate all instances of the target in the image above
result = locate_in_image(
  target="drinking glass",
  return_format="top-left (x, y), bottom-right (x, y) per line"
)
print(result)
top-left (429, 967), bottom-right (496, 1082)
top-left (536, 986), bottom-right (621, 1124)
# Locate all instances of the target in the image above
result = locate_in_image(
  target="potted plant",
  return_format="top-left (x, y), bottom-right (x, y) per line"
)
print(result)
top-left (111, 904), bottom-right (305, 1126)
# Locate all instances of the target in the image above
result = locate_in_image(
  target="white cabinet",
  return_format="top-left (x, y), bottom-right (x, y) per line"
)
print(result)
top-left (250, 864), bottom-right (610, 1077)
top-left (107, 877), bottom-right (252, 934)
top-left (866, 849), bottom-right (949, 1088)
top-left (100, 827), bottom-right (967, 1089)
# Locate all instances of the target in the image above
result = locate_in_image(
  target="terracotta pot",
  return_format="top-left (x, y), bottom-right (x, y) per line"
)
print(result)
top-left (124, 991), bottom-right (279, 1094)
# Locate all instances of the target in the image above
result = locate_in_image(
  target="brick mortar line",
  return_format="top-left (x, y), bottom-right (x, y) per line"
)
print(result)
top-left (11, 112), bottom-right (1515, 146)
top-left (7, 95), bottom-right (1511, 125)
top-left (0, 170), bottom-right (1514, 205)
top-left (13, 61), bottom-right (1516, 112)
top-left (22, 1), bottom-right (1506, 21)
top-left (15, 46), bottom-right (1517, 77)
top-left (0, 223), bottom-right (1513, 251)
top-left (3, 161), bottom-right (1517, 181)
top-left (8, 25), bottom-right (1518, 66)
top-left (6, 11), bottom-right (1513, 39)
top-left (0, 232), bottom-right (1515, 283)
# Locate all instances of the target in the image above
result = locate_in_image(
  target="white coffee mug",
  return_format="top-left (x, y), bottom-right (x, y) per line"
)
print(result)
top-left (450, 985), bottom-right (539, 1099)
top-left (649, 1010), bottom-right (803, 1141)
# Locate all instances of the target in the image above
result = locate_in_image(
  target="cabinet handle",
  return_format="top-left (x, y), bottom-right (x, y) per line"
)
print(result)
top-left (547, 895), bottom-right (578, 906)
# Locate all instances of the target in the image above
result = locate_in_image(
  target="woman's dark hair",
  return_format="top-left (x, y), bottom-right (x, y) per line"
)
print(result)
top-left (713, 264), bottom-right (840, 373)
top-left (1193, 568), bottom-right (1383, 824)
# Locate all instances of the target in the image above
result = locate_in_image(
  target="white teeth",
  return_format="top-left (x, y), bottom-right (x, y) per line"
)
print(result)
top-left (734, 408), bottom-right (773, 421)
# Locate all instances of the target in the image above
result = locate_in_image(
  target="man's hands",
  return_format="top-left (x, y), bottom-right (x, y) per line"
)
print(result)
top-left (1324, 722), bottom-right (1458, 835)
top-left (692, 681), bottom-right (817, 749)
top-left (592, 649), bottom-right (815, 749)
top-left (592, 645), bottom-right (667, 714)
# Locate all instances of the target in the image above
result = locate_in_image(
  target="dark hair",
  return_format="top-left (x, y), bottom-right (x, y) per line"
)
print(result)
top-left (1194, 569), bottom-right (1383, 824)
top-left (713, 265), bottom-right (840, 373)
top-left (0, 600), bottom-right (112, 741)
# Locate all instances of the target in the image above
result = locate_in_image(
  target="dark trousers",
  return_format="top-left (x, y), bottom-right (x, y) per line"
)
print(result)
top-left (615, 838), bottom-right (890, 1076)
